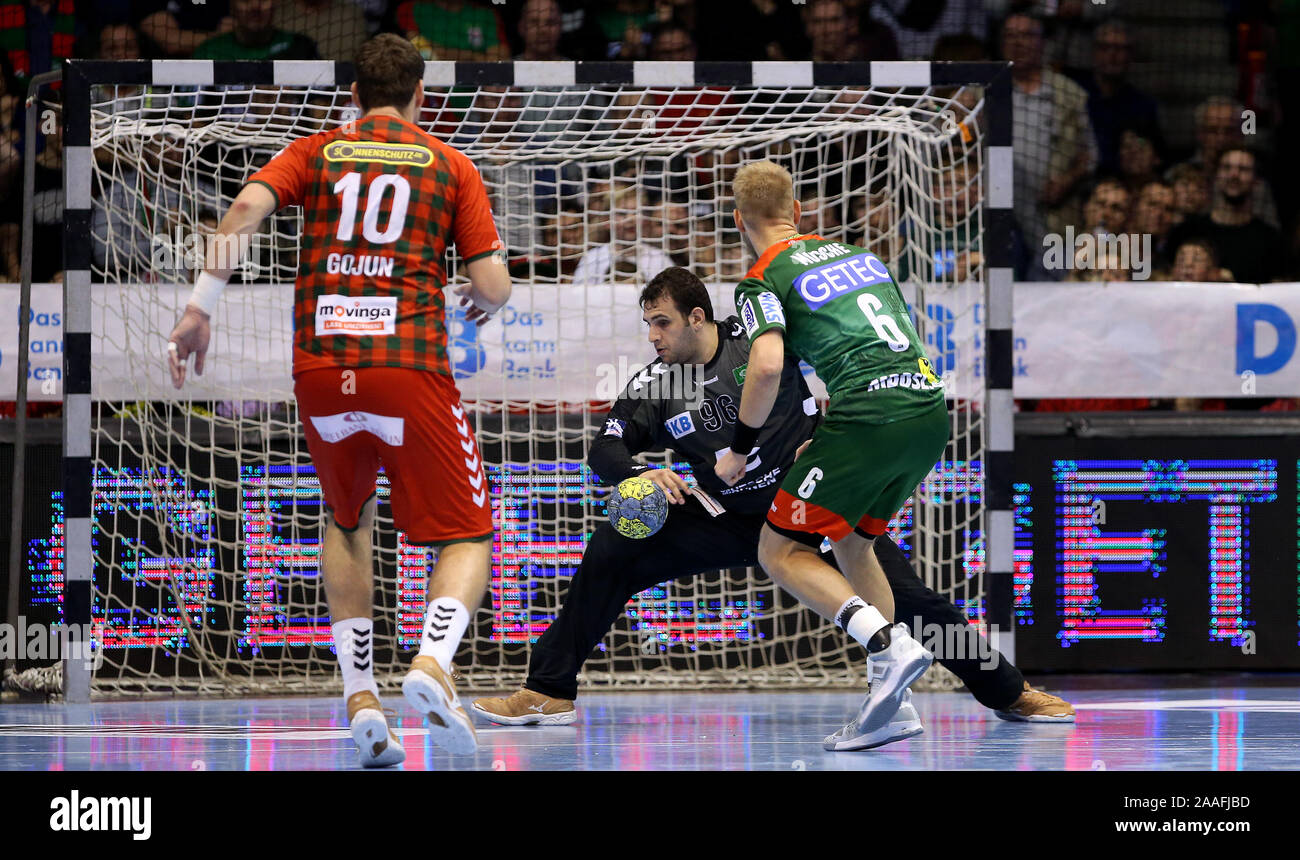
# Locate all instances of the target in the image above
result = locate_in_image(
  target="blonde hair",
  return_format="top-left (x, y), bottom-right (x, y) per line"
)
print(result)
top-left (733, 160), bottom-right (796, 223)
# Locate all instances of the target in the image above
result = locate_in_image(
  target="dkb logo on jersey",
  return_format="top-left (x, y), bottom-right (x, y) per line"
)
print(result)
top-left (923, 302), bottom-right (957, 379)
top-left (447, 307), bottom-right (486, 379)
top-left (665, 411), bottom-right (696, 439)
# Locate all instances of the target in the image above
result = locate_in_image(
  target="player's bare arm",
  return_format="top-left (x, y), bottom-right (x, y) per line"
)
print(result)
top-left (716, 329), bottom-right (784, 486)
top-left (458, 253), bottom-right (513, 325)
top-left (166, 182), bottom-right (277, 389)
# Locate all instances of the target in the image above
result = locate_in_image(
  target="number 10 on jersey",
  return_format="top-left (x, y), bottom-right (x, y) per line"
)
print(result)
top-left (333, 172), bottom-right (410, 243)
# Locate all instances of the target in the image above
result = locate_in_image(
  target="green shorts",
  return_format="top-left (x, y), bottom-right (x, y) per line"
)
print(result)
top-left (767, 397), bottom-right (949, 543)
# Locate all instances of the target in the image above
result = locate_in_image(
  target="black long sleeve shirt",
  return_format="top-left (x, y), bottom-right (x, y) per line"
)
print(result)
top-left (588, 316), bottom-right (821, 516)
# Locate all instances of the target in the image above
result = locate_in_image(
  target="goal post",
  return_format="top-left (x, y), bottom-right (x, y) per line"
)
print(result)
top-left (58, 59), bottom-right (1014, 702)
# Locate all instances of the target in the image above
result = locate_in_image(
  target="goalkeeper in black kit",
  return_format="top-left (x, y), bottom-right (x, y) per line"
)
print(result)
top-left (472, 268), bottom-right (1072, 740)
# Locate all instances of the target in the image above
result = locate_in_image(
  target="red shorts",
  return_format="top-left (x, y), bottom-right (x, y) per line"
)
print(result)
top-left (294, 367), bottom-right (492, 546)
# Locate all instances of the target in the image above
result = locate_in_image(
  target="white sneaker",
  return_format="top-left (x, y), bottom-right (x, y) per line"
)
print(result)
top-left (824, 690), bottom-right (923, 751)
top-left (402, 655), bottom-right (477, 755)
top-left (855, 623), bottom-right (933, 734)
top-left (346, 691), bottom-right (406, 768)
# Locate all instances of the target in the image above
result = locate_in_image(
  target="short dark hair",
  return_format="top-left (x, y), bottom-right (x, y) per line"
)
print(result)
top-left (1089, 175), bottom-right (1128, 198)
top-left (932, 33), bottom-right (988, 62)
top-left (1002, 12), bottom-right (1045, 38)
top-left (96, 23), bottom-right (140, 58)
top-left (1168, 162), bottom-right (1206, 185)
top-left (1176, 237), bottom-right (1218, 266)
top-left (652, 19), bottom-right (693, 47)
top-left (354, 34), bottom-right (424, 112)
top-left (1216, 144), bottom-right (1256, 171)
top-left (640, 267), bottom-right (713, 321)
top-left (1138, 178), bottom-right (1172, 196)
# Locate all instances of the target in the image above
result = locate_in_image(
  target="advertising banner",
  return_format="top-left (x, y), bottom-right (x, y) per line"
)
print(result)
top-left (4, 281), bottom-right (1299, 401)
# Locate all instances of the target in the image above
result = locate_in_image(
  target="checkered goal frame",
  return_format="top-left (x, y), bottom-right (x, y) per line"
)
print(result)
top-left (58, 60), bottom-right (1014, 698)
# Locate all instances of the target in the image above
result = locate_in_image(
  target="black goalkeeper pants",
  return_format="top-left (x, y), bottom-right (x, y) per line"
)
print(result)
top-left (524, 501), bottom-right (1024, 711)
top-left (871, 534), bottom-right (1024, 710)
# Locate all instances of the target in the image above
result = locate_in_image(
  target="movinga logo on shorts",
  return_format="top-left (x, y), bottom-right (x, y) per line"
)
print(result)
top-left (315, 295), bottom-right (397, 336)
top-left (310, 410), bottom-right (405, 446)
top-left (793, 251), bottom-right (893, 311)
top-left (323, 140), bottom-right (433, 167)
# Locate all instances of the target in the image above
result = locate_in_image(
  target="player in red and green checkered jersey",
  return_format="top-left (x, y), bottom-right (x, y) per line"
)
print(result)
top-left (165, 34), bottom-right (511, 767)
top-left (716, 160), bottom-right (951, 750)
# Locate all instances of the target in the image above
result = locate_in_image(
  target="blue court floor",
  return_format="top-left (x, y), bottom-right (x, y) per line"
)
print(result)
top-left (1, 677), bottom-right (1297, 771)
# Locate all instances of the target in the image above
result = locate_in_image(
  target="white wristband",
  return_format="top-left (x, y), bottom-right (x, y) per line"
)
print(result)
top-left (188, 272), bottom-right (228, 316)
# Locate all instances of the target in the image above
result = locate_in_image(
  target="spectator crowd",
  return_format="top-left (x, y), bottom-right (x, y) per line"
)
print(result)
top-left (1, 0), bottom-right (1297, 414)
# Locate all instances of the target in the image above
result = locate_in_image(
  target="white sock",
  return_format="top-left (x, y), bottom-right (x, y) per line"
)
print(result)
top-left (332, 618), bottom-right (378, 700)
top-left (834, 596), bottom-right (890, 653)
top-left (417, 597), bottom-right (470, 673)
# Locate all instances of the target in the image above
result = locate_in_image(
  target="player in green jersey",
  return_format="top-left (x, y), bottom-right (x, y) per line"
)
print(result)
top-left (716, 160), bottom-right (951, 750)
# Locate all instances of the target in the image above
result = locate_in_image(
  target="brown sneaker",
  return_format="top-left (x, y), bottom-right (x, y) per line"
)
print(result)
top-left (472, 688), bottom-right (577, 726)
top-left (346, 690), bottom-right (406, 768)
top-left (402, 655), bottom-right (477, 754)
top-left (995, 681), bottom-right (1076, 723)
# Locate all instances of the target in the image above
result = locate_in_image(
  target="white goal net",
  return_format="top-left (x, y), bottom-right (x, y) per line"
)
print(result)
top-left (75, 72), bottom-right (988, 695)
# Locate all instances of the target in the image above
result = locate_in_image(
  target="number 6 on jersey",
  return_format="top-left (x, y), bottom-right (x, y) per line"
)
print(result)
top-left (857, 293), bottom-right (909, 353)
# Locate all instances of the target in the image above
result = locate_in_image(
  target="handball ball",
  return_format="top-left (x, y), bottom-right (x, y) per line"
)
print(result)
top-left (607, 476), bottom-right (669, 539)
